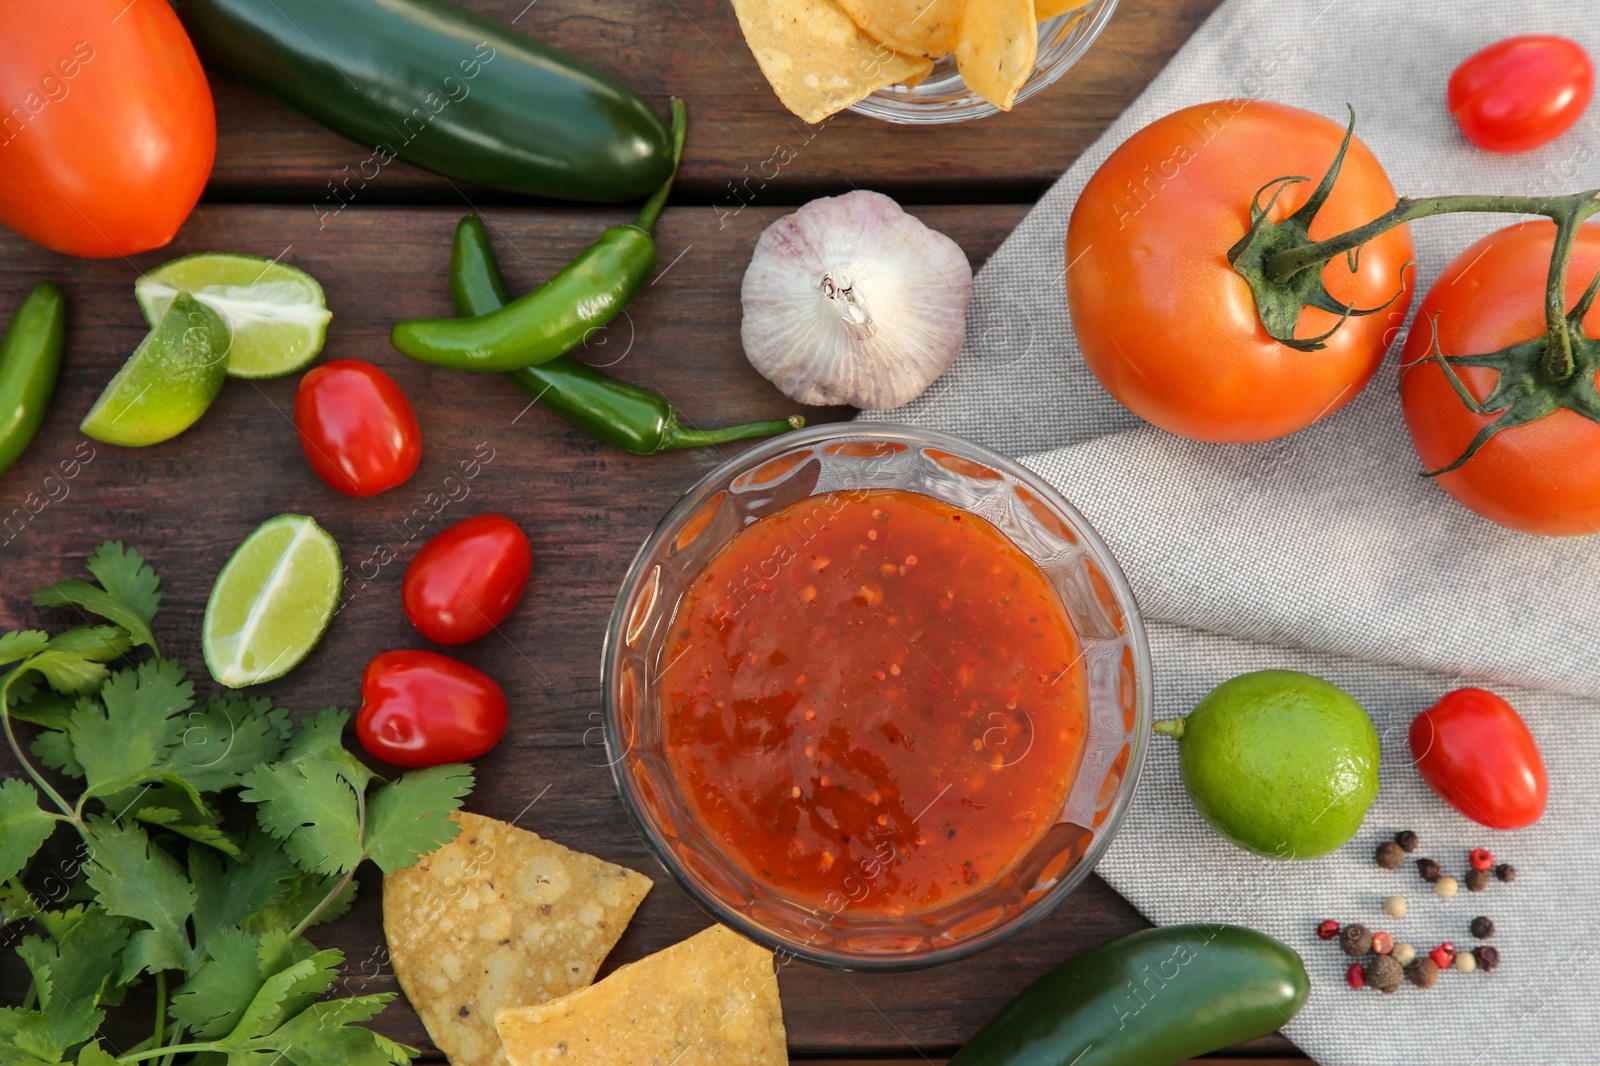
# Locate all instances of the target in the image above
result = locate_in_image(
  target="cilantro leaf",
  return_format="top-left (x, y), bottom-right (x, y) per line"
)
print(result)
top-left (238, 994), bottom-right (412, 1066)
top-left (67, 659), bottom-right (192, 798)
top-left (75, 1042), bottom-right (117, 1066)
top-left (45, 627), bottom-right (132, 663)
top-left (23, 652), bottom-right (111, 697)
top-left (30, 728), bottom-right (82, 778)
top-left (282, 708), bottom-right (376, 793)
top-left (6, 673), bottom-right (73, 729)
top-left (32, 579), bottom-right (156, 653)
top-left (0, 631), bottom-right (49, 668)
top-left (82, 818), bottom-right (194, 977)
top-left (84, 542), bottom-right (160, 629)
top-left (170, 693), bottom-right (292, 792)
top-left (220, 948), bottom-right (343, 1045)
top-left (364, 765), bottom-right (472, 874)
top-left (14, 908), bottom-right (129, 1053)
top-left (128, 803), bottom-right (240, 857)
top-left (240, 759), bottom-right (364, 877)
top-left (0, 1004), bottom-right (59, 1064)
top-left (189, 840), bottom-right (298, 952)
top-left (0, 779), bottom-right (56, 885)
top-left (240, 872), bottom-right (356, 937)
top-left (170, 927), bottom-right (267, 1039)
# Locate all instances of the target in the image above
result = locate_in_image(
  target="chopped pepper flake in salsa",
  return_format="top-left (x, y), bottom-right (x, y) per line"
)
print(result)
top-left (660, 488), bottom-right (1088, 916)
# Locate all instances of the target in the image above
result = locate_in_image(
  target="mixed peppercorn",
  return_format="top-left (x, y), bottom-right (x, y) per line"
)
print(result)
top-left (1320, 830), bottom-right (1513, 993)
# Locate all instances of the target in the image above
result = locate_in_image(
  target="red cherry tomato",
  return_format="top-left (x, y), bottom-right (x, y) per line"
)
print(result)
top-left (0, 1), bottom-right (215, 257)
top-left (403, 514), bottom-right (532, 644)
top-left (1448, 36), bottom-right (1593, 153)
top-left (357, 649), bottom-right (507, 767)
top-left (294, 359), bottom-right (421, 497)
top-left (1409, 688), bottom-right (1547, 829)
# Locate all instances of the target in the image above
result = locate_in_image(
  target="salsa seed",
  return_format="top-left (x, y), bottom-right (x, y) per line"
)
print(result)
top-left (1392, 942), bottom-right (1417, 966)
top-left (890, 664), bottom-right (901, 675)
top-left (1435, 876), bottom-right (1459, 899)
top-left (867, 529), bottom-right (878, 540)
top-left (1375, 841), bottom-right (1404, 869)
top-left (905, 555), bottom-right (918, 565)
top-left (1384, 895), bottom-right (1407, 919)
top-left (805, 710), bottom-right (816, 721)
top-left (1395, 829), bottom-right (1419, 853)
top-left (1471, 916), bottom-right (1496, 939)
top-left (1417, 857), bottom-right (1442, 882)
top-left (791, 786), bottom-right (801, 798)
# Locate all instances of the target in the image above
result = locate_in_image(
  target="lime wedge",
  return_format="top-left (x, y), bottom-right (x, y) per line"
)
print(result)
top-left (136, 253), bottom-right (331, 379)
top-left (81, 293), bottom-right (230, 447)
top-left (204, 514), bottom-right (342, 688)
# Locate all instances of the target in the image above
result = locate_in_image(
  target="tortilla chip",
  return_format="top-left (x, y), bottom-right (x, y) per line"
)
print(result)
top-left (494, 925), bottom-right (786, 1066)
top-left (1035, 0), bottom-right (1092, 19)
top-left (954, 0), bottom-right (1039, 110)
top-left (835, 0), bottom-right (966, 58)
top-left (731, 0), bottom-right (935, 123)
top-left (383, 812), bottom-right (653, 1066)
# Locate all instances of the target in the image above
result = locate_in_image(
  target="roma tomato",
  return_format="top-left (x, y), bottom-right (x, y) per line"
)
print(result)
top-left (357, 649), bottom-right (508, 767)
top-left (1449, 36), bottom-right (1593, 153)
top-left (1400, 222), bottom-right (1600, 535)
top-left (294, 359), bottom-right (421, 497)
top-left (1066, 101), bottom-right (1414, 443)
top-left (0, 1), bottom-right (215, 258)
top-left (1409, 688), bottom-right (1546, 830)
top-left (403, 514), bottom-right (532, 644)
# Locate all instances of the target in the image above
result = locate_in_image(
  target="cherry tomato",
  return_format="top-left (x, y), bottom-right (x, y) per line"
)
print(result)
top-left (294, 359), bottom-right (421, 497)
top-left (0, 1), bottom-right (215, 258)
top-left (356, 649), bottom-right (508, 767)
top-left (1409, 688), bottom-right (1547, 830)
top-left (1066, 101), bottom-right (1414, 443)
top-left (403, 514), bottom-right (532, 644)
top-left (1449, 36), bottom-right (1593, 154)
top-left (1400, 222), bottom-right (1600, 535)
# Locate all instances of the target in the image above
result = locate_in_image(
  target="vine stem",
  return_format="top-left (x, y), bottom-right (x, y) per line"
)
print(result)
top-left (1264, 188), bottom-right (1600, 383)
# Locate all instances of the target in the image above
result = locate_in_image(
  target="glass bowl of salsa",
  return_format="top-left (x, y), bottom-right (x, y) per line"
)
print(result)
top-left (602, 424), bottom-right (1151, 969)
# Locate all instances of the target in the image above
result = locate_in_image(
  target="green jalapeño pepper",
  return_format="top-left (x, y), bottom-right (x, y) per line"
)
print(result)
top-left (950, 924), bottom-right (1309, 1066)
top-left (394, 99), bottom-right (687, 374)
top-left (452, 216), bottom-right (802, 455)
top-left (0, 283), bottom-right (66, 478)
top-left (178, 0), bottom-right (673, 203)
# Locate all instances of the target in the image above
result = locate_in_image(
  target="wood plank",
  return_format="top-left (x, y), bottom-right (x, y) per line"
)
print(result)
top-left (201, 0), bottom-right (1224, 206)
top-left (0, 201), bottom-right (1298, 1057)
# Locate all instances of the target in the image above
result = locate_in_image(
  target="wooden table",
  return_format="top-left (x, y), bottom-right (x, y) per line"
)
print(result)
top-left (0, 0), bottom-right (1310, 1061)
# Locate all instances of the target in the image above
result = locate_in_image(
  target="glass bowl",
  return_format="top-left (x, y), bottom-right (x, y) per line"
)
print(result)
top-left (849, 0), bottom-right (1120, 125)
top-left (601, 424), bottom-right (1151, 970)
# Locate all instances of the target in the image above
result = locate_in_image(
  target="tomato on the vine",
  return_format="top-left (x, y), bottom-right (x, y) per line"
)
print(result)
top-left (356, 649), bottom-right (508, 767)
top-left (0, 1), bottom-right (215, 258)
top-left (1449, 36), bottom-right (1593, 154)
top-left (1066, 101), bottom-right (1415, 443)
top-left (403, 514), bottom-right (532, 644)
top-left (1410, 688), bottom-right (1546, 830)
top-left (1400, 222), bottom-right (1600, 536)
top-left (294, 359), bottom-right (422, 498)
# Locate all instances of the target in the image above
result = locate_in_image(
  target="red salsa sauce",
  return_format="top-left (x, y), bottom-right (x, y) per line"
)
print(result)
top-left (660, 487), bottom-right (1088, 917)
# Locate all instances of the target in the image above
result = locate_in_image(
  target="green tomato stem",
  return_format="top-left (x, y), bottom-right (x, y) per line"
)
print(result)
top-left (1152, 717), bottom-right (1186, 740)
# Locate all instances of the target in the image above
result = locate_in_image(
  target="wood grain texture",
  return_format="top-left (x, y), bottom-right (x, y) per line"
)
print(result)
top-left (202, 0), bottom-right (1225, 207)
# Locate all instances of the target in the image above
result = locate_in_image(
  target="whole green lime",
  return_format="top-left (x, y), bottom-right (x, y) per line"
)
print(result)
top-left (1157, 670), bottom-right (1380, 860)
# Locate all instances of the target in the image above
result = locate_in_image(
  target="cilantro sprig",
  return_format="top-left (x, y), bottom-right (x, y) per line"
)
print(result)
top-left (1, 544), bottom-right (473, 1065)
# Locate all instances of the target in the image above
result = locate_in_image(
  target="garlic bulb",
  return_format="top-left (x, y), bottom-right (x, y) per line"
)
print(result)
top-left (740, 190), bottom-right (973, 410)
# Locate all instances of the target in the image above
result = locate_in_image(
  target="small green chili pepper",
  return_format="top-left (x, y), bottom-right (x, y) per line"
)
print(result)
top-left (452, 216), bottom-right (802, 455)
top-left (0, 283), bottom-right (66, 478)
top-left (393, 99), bottom-right (688, 373)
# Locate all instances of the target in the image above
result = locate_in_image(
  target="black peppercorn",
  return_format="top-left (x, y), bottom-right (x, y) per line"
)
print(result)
top-left (1495, 863), bottom-right (1517, 882)
top-left (1368, 954), bottom-right (1404, 993)
top-left (1471, 916), bottom-right (1496, 939)
top-left (1465, 868), bottom-right (1488, 892)
top-left (1474, 946), bottom-right (1500, 972)
top-left (1407, 957), bottom-right (1441, 988)
top-left (1340, 923), bottom-right (1373, 957)
top-left (1374, 841), bottom-right (1404, 870)
top-left (1417, 857), bottom-right (1442, 882)
top-left (1394, 829), bottom-right (1419, 853)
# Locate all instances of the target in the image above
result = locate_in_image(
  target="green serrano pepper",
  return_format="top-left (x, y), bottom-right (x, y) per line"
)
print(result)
top-left (950, 925), bottom-right (1309, 1066)
top-left (393, 99), bottom-right (686, 374)
top-left (452, 216), bottom-right (802, 454)
top-left (0, 284), bottom-right (66, 478)
top-left (177, 0), bottom-right (672, 203)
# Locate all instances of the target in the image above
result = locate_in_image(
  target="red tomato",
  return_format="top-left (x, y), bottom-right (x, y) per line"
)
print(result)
top-left (0, 1), bottom-right (215, 258)
top-left (403, 514), bottom-right (532, 644)
top-left (1400, 222), bottom-right (1600, 535)
top-left (357, 649), bottom-right (508, 767)
top-left (1409, 688), bottom-right (1546, 830)
top-left (1066, 101), bottom-right (1415, 443)
top-left (1449, 36), bottom-right (1593, 153)
top-left (294, 359), bottom-right (421, 498)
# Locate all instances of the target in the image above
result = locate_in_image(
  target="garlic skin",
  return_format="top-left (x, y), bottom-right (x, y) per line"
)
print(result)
top-left (741, 190), bottom-right (973, 410)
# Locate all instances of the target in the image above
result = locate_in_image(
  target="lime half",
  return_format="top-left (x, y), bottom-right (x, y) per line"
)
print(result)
top-left (136, 253), bottom-right (331, 379)
top-left (204, 515), bottom-right (342, 688)
top-left (82, 293), bottom-right (230, 447)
